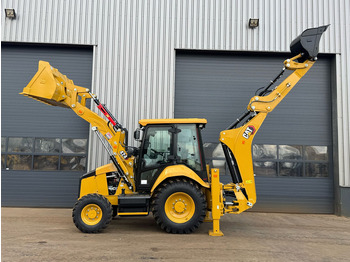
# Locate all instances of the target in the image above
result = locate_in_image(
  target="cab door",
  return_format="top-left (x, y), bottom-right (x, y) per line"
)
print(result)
top-left (136, 125), bottom-right (175, 191)
top-left (175, 124), bottom-right (207, 181)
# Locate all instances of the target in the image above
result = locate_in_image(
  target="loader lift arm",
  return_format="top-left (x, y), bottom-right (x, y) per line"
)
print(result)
top-left (20, 62), bottom-right (134, 189)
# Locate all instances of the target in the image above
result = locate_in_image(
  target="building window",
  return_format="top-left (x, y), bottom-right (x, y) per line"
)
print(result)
top-left (203, 143), bottom-right (330, 178)
top-left (253, 144), bottom-right (329, 177)
top-left (1, 137), bottom-right (88, 172)
top-left (203, 143), bottom-right (227, 175)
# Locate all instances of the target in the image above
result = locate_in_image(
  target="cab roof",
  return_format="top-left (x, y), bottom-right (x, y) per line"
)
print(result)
top-left (139, 118), bottom-right (207, 127)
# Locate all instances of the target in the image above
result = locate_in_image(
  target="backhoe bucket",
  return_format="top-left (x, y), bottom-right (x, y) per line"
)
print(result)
top-left (290, 25), bottom-right (329, 62)
top-left (20, 61), bottom-right (72, 108)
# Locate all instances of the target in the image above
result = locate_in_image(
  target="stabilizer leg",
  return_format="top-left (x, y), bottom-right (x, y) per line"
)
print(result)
top-left (209, 168), bottom-right (224, 236)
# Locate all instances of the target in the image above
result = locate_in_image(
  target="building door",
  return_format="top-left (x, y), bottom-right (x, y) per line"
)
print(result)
top-left (1, 43), bottom-right (93, 207)
top-left (175, 50), bottom-right (333, 213)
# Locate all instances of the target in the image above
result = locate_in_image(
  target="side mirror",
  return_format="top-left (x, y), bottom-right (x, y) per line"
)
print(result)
top-left (134, 128), bottom-right (141, 141)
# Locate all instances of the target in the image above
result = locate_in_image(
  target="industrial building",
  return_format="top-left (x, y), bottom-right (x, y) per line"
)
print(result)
top-left (1, 0), bottom-right (349, 216)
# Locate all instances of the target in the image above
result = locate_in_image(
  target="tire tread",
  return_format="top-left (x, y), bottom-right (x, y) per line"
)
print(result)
top-left (72, 193), bottom-right (113, 233)
top-left (151, 178), bottom-right (206, 234)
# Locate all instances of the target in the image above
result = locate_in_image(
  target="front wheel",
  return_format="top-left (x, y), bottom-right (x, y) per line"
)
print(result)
top-left (72, 193), bottom-right (113, 233)
top-left (151, 178), bottom-right (206, 234)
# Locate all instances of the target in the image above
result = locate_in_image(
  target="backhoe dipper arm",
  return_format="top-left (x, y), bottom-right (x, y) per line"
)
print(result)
top-left (21, 61), bottom-right (133, 189)
top-left (220, 25), bottom-right (329, 214)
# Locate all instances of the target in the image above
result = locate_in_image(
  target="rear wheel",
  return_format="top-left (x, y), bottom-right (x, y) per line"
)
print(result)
top-left (151, 178), bottom-right (206, 234)
top-left (72, 194), bottom-right (113, 233)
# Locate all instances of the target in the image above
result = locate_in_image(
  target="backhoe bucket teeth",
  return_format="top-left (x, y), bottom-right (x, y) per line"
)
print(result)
top-left (20, 61), bottom-right (72, 108)
top-left (290, 25), bottom-right (329, 62)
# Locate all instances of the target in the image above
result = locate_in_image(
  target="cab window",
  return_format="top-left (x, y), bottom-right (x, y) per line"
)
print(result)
top-left (141, 126), bottom-right (172, 169)
top-left (139, 126), bottom-right (173, 186)
top-left (177, 124), bottom-right (202, 172)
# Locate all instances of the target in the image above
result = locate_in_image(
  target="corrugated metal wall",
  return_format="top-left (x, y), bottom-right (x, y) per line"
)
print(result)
top-left (1, 0), bottom-right (349, 188)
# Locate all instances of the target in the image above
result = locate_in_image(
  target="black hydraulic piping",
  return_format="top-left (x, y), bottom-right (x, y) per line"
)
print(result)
top-left (89, 92), bottom-right (133, 189)
top-left (109, 155), bottom-right (133, 189)
top-left (227, 110), bottom-right (251, 130)
top-left (257, 68), bottom-right (286, 96)
top-left (227, 67), bottom-right (286, 130)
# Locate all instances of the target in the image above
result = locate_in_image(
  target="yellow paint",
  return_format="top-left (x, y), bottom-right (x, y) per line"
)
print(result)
top-left (79, 163), bottom-right (116, 198)
top-left (218, 56), bottom-right (316, 217)
top-left (246, 58), bottom-right (315, 113)
top-left (204, 211), bottom-right (213, 222)
top-left (220, 113), bottom-right (266, 206)
top-left (105, 195), bottom-right (118, 206)
top-left (21, 54), bottom-right (320, 235)
top-left (95, 174), bottom-right (109, 196)
top-left (151, 165), bottom-right (210, 193)
top-left (20, 61), bottom-right (70, 106)
top-left (96, 163), bottom-right (117, 174)
top-left (164, 192), bottom-right (195, 223)
top-left (115, 180), bottom-right (135, 196)
top-left (21, 61), bottom-right (135, 198)
top-left (222, 183), bottom-right (251, 214)
top-left (139, 118), bottom-right (207, 126)
top-left (80, 176), bottom-right (97, 198)
top-left (204, 188), bottom-right (212, 210)
top-left (206, 164), bottom-right (210, 181)
top-left (209, 169), bottom-right (224, 236)
top-left (81, 204), bottom-right (102, 226)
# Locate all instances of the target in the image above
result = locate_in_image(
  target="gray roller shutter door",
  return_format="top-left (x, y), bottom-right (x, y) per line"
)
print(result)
top-left (175, 51), bottom-right (333, 213)
top-left (1, 43), bottom-right (93, 207)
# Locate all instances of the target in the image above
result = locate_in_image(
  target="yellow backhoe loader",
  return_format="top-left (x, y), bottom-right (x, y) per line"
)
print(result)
top-left (21, 26), bottom-right (328, 236)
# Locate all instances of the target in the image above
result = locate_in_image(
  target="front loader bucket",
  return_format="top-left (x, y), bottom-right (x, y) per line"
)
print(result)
top-left (20, 61), bottom-right (73, 108)
top-left (290, 25), bottom-right (329, 62)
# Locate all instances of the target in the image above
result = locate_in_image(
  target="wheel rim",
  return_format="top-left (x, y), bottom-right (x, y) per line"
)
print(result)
top-left (164, 192), bottom-right (195, 223)
top-left (81, 204), bottom-right (103, 226)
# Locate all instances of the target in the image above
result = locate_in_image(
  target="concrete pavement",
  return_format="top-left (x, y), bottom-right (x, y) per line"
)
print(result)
top-left (1, 207), bottom-right (350, 261)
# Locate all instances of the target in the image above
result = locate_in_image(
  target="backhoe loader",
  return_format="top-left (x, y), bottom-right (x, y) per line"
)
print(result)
top-left (21, 25), bottom-right (328, 236)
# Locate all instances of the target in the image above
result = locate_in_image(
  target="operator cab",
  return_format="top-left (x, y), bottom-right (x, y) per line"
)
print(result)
top-left (134, 119), bottom-right (208, 191)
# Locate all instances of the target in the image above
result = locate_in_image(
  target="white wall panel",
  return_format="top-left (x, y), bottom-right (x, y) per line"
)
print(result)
top-left (1, 0), bottom-right (349, 187)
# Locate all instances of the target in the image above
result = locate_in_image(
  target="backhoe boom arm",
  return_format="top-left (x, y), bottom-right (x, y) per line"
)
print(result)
top-left (219, 23), bottom-right (329, 214)
top-left (220, 54), bottom-right (315, 213)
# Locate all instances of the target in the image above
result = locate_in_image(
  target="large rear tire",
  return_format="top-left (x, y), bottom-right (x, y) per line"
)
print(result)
top-left (72, 193), bottom-right (113, 233)
top-left (151, 178), bottom-right (206, 234)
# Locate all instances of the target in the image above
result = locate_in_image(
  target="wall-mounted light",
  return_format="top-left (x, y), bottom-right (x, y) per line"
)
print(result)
top-left (5, 9), bottom-right (16, 19)
top-left (249, 18), bottom-right (259, 28)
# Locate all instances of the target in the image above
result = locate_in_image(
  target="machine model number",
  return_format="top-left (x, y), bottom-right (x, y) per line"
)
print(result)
top-left (120, 151), bottom-right (127, 159)
top-left (242, 126), bottom-right (256, 139)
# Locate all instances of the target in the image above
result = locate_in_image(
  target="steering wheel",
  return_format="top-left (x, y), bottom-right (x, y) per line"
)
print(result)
top-left (151, 148), bottom-right (164, 156)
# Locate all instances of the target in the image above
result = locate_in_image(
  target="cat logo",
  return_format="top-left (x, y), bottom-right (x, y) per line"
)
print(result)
top-left (242, 126), bottom-right (256, 139)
